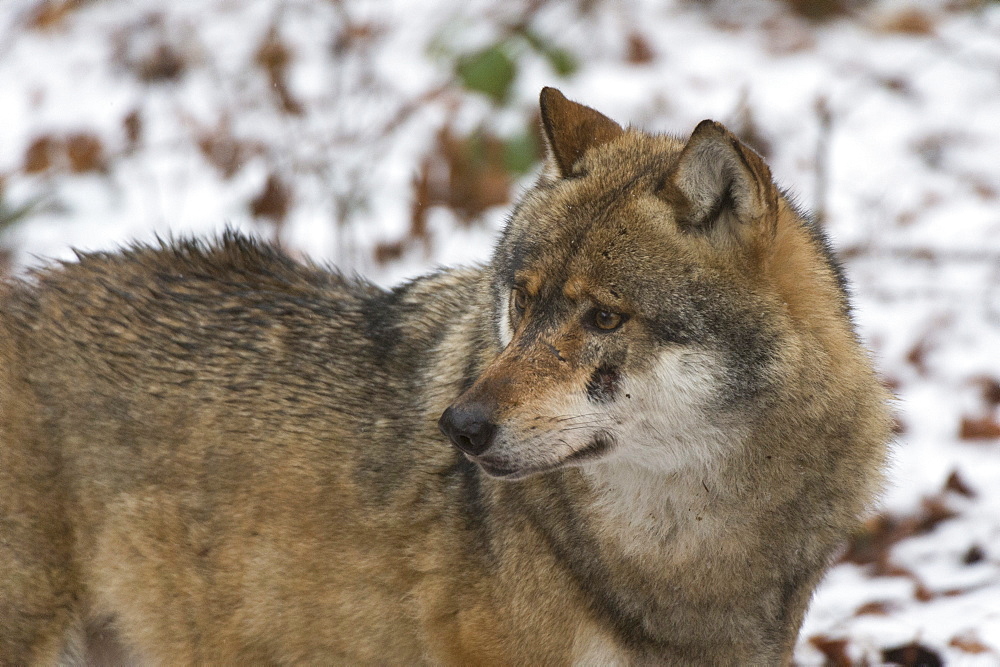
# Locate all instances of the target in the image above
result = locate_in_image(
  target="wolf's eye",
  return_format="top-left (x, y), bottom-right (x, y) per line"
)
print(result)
top-left (592, 309), bottom-right (623, 331)
top-left (511, 287), bottom-right (528, 315)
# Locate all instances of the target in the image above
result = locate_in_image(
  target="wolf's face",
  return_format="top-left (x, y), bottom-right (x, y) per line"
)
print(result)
top-left (440, 89), bottom-right (801, 480)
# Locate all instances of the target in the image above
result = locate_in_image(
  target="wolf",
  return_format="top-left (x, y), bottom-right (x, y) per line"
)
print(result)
top-left (0, 88), bottom-right (891, 665)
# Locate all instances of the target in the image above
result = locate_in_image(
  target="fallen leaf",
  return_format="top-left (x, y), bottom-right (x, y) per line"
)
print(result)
top-left (196, 119), bottom-right (261, 179)
top-left (626, 32), bottom-right (655, 64)
top-left (26, 0), bottom-right (80, 31)
top-left (374, 241), bottom-right (405, 265)
top-left (23, 135), bottom-right (60, 173)
top-left (855, 600), bottom-right (896, 616)
top-left (959, 416), bottom-right (1000, 440)
top-left (962, 544), bottom-right (985, 565)
top-left (784, 0), bottom-right (849, 22)
top-left (809, 635), bottom-right (851, 666)
top-left (943, 469), bottom-right (976, 498)
top-left (333, 22), bottom-right (383, 56)
top-left (250, 173), bottom-right (292, 224)
top-left (123, 110), bottom-right (143, 151)
top-left (949, 630), bottom-right (992, 654)
top-left (256, 26), bottom-right (302, 115)
top-left (882, 642), bottom-right (942, 666)
top-left (137, 43), bottom-right (185, 82)
top-left (905, 337), bottom-right (931, 375)
top-left (914, 582), bottom-right (934, 602)
top-left (915, 496), bottom-right (957, 533)
top-left (881, 9), bottom-right (936, 36)
top-left (840, 495), bottom-right (957, 573)
top-left (65, 133), bottom-right (105, 173)
top-left (975, 377), bottom-right (1000, 406)
top-left (426, 125), bottom-right (513, 224)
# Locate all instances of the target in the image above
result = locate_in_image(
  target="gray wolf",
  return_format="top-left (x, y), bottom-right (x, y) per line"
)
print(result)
top-left (0, 88), bottom-right (891, 665)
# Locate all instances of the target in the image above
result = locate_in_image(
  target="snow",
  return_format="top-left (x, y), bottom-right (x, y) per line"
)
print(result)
top-left (2, 0), bottom-right (999, 661)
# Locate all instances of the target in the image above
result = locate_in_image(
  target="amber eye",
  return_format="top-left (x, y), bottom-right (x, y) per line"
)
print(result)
top-left (512, 287), bottom-right (528, 314)
top-left (593, 309), bottom-right (623, 331)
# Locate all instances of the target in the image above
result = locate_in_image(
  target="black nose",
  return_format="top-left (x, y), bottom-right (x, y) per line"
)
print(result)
top-left (438, 404), bottom-right (497, 456)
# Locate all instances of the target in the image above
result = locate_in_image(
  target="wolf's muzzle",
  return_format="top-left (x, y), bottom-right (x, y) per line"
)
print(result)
top-left (438, 404), bottom-right (497, 456)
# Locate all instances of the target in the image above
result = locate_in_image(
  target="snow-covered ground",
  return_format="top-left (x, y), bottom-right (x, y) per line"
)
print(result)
top-left (1, 0), bottom-right (998, 662)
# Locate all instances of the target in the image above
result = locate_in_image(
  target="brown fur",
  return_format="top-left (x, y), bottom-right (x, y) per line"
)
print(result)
top-left (0, 89), bottom-right (891, 665)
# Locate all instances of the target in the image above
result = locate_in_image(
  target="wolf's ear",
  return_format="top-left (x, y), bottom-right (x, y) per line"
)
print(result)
top-left (664, 120), bottom-right (778, 247)
top-left (539, 87), bottom-right (623, 178)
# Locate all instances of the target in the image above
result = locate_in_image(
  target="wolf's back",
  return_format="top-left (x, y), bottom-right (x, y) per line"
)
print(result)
top-left (0, 233), bottom-right (485, 664)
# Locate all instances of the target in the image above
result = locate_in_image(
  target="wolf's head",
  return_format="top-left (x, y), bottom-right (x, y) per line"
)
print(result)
top-left (439, 88), bottom-right (849, 480)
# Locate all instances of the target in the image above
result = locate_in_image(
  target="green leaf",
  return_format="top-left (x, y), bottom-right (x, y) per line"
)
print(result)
top-left (503, 131), bottom-right (540, 175)
top-left (455, 43), bottom-right (517, 105)
top-left (0, 196), bottom-right (39, 231)
top-left (543, 47), bottom-right (578, 77)
top-left (518, 28), bottom-right (578, 77)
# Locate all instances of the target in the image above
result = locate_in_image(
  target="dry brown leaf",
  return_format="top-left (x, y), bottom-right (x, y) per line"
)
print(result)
top-left (626, 32), bottom-right (655, 64)
top-left (26, 0), bottom-right (80, 31)
top-left (914, 582), bottom-right (934, 602)
top-left (882, 642), bottom-right (942, 666)
top-left (905, 337), bottom-right (931, 375)
top-left (840, 495), bottom-right (958, 574)
top-left (962, 544), bottom-right (985, 565)
top-left (959, 416), bottom-right (1000, 441)
top-left (374, 241), bottom-right (405, 265)
top-left (426, 126), bottom-right (512, 225)
top-left (808, 635), bottom-right (851, 666)
top-left (23, 135), bottom-right (60, 173)
top-left (809, 635), bottom-right (853, 667)
top-left (881, 9), bottom-right (936, 36)
top-left (943, 469), bottom-right (976, 498)
top-left (123, 110), bottom-right (143, 151)
top-left (250, 174), bottom-right (292, 224)
top-left (976, 377), bottom-right (1000, 406)
top-left (949, 630), bottom-right (993, 654)
top-left (65, 133), bottom-right (105, 173)
top-left (783, 0), bottom-right (849, 22)
top-left (137, 44), bottom-right (185, 82)
top-left (854, 600), bottom-right (896, 616)
top-left (333, 22), bottom-right (383, 56)
top-left (197, 120), bottom-right (262, 180)
top-left (255, 27), bottom-right (302, 115)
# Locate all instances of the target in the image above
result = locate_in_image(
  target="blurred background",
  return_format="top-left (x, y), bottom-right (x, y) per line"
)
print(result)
top-left (1, 0), bottom-right (998, 662)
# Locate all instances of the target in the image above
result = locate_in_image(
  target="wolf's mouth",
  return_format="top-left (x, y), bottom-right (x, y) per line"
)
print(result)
top-left (564, 431), bottom-right (615, 463)
top-left (471, 456), bottom-right (539, 480)
top-left (468, 431), bottom-right (616, 480)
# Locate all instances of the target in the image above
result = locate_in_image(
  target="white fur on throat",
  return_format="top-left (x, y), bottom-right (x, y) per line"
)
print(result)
top-left (581, 349), bottom-right (744, 552)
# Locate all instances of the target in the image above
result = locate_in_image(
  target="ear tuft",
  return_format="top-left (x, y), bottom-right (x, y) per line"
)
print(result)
top-left (665, 119), bottom-right (778, 246)
top-left (539, 87), bottom-right (624, 178)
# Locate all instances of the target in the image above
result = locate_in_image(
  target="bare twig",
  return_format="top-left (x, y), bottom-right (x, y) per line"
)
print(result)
top-left (813, 95), bottom-right (833, 227)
